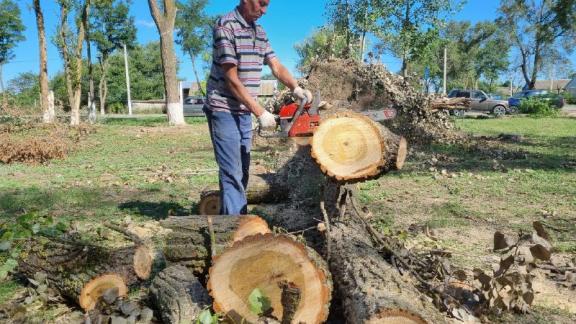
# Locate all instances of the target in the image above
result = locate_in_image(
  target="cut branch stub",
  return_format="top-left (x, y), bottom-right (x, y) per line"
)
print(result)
top-left (207, 234), bottom-right (331, 324)
top-left (312, 111), bottom-right (407, 182)
top-left (80, 274), bottom-right (128, 311)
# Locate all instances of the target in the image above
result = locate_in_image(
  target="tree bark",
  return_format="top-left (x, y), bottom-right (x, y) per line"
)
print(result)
top-left (161, 215), bottom-right (271, 275)
top-left (198, 173), bottom-right (290, 215)
top-left (150, 265), bottom-right (211, 324)
top-left (0, 64), bottom-right (6, 111)
top-left (207, 234), bottom-right (332, 324)
top-left (188, 50), bottom-right (205, 97)
top-left (18, 237), bottom-right (153, 311)
top-left (85, 20), bottom-right (96, 124)
top-left (148, 0), bottom-right (185, 126)
top-left (33, 0), bottom-right (52, 124)
top-left (311, 111), bottom-right (407, 182)
top-left (98, 56), bottom-right (110, 115)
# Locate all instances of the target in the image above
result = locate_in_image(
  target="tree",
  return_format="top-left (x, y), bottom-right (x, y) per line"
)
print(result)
top-left (374, 0), bottom-right (461, 77)
top-left (6, 72), bottom-right (40, 109)
top-left (0, 0), bottom-right (25, 110)
top-left (91, 0), bottom-right (136, 114)
top-left (175, 0), bottom-right (211, 97)
top-left (54, 0), bottom-right (91, 126)
top-left (33, 0), bottom-right (54, 123)
top-left (498, 0), bottom-right (576, 89)
top-left (148, 0), bottom-right (185, 126)
top-left (294, 26), bottom-right (353, 73)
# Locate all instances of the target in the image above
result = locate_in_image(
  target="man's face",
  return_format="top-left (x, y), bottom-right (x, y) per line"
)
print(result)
top-left (240, 0), bottom-right (269, 23)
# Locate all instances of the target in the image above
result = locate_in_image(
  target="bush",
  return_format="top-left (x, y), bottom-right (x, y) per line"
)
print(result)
top-left (108, 102), bottom-right (127, 114)
top-left (519, 98), bottom-right (559, 117)
top-left (563, 92), bottom-right (576, 104)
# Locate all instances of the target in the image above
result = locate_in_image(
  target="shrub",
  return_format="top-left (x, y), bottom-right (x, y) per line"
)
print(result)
top-left (108, 102), bottom-right (127, 114)
top-left (519, 98), bottom-right (559, 117)
top-left (563, 92), bottom-right (576, 104)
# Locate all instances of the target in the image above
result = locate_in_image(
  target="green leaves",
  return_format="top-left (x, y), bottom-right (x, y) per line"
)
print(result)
top-left (248, 288), bottom-right (271, 316)
top-left (196, 308), bottom-right (218, 324)
top-left (0, 0), bottom-right (25, 64)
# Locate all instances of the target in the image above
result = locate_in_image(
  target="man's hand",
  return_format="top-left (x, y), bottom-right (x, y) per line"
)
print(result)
top-left (258, 110), bottom-right (277, 129)
top-left (293, 86), bottom-right (313, 104)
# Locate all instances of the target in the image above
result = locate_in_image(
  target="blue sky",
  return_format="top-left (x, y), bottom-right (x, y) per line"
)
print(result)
top-left (4, 0), bottom-right (574, 85)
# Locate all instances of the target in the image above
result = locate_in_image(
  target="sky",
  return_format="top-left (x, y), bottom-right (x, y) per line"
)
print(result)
top-left (3, 0), bottom-right (575, 86)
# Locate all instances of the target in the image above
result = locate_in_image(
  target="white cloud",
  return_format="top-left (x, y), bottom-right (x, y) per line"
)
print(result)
top-left (136, 20), bottom-right (156, 28)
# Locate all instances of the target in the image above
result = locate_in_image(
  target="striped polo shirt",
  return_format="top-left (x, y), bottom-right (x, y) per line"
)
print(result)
top-left (205, 8), bottom-right (276, 114)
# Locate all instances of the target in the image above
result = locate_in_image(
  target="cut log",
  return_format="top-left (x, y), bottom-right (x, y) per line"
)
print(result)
top-left (18, 238), bottom-right (152, 311)
top-left (207, 234), bottom-right (332, 324)
top-left (161, 215), bottom-right (271, 275)
top-left (311, 111), bottom-right (407, 182)
top-left (198, 173), bottom-right (289, 215)
top-left (150, 265), bottom-right (211, 324)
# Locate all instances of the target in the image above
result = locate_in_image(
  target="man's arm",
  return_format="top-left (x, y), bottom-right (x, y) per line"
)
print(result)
top-left (267, 57), bottom-right (297, 91)
top-left (221, 63), bottom-right (266, 116)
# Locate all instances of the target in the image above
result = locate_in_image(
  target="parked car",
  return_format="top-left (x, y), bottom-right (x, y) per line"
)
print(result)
top-left (183, 96), bottom-right (205, 117)
top-left (447, 89), bottom-right (510, 116)
top-left (508, 89), bottom-right (565, 109)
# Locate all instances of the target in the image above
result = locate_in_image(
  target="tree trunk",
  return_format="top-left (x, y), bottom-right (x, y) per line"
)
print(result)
top-left (207, 234), bottom-right (332, 324)
top-left (328, 214), bottom-right (445, 323)
top-left (311, 111), bottom-right (407, 182)
top-left (99, 56), bottom-right (110, 115)
top-left (85, 26), bottom-right (96, 124)
top-left (0, 64), bottom-right (6, 111)
top-left (148, 0), bottom-right (185, 126)
top-left (198, 173), bottom-right (290, 215)
top-left (189, 51), bottom-right (205, 97)
top-left (18, 238), bottom-right (153, 311)
top-left (161, 215), bottom-right (271, 275)
top-left (150, 265), bottom-right (211, 324)
top-left (33, 0), bottom-right (52, 124)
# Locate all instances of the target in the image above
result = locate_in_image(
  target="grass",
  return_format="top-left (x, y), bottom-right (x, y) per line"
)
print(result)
top-left (0, 114), bottom-right (575, 321)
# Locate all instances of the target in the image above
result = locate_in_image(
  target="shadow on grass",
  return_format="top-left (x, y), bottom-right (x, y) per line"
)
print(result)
top-left (118, 200), bottom-right (191, 220)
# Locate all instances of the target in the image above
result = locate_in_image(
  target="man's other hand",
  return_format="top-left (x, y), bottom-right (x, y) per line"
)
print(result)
top-left (293, 86), bottom-right (313, 104)
top-left (258, 111), bottom-right (277, 129)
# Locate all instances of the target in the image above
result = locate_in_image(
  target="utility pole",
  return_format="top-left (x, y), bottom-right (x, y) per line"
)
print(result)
top-left (123, 44), bottom-right (132, 115)
top-left (442, 47), bottom-right (447, 95)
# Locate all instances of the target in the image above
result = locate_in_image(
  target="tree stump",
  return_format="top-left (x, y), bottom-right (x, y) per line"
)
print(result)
top-left (18, 238), bottom-right (152, 311)
top-left (207, 234), bottom-right (332, 324)
top-left (161, 215), bottom-right (271, 275)
top-left (150, 264), bottom-right (211, 324)
top-left (198, 173), bottom-right (289, 215)
top-left (311, 111), bottom-right (407, 182)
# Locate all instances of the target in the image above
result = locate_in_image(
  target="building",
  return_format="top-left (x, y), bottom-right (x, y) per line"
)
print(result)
top-left (180, 79), bottom-right (278, 99)
top-left (528, 79), bottom-right (571, 93)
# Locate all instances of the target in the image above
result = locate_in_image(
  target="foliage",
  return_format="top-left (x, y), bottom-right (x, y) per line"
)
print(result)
top-left (6, 72), bottom-right (40, 109)
top-left (248, 288), bottom-right (271, 316)
top-left (91, 0), bottom-right (136, 58)
top-left (563, 91), bottom-right (576, 104)
top-left (294, 26), bottom-right (353, 73)
top-left (519, 98), bottom-right (559, 117)
top-left (497, 0), bottom-right (576, 89)
top-left (175, 0), bottom-right (212, 96)
top-left (196, 308), bottom-right (218, 324)
top-left (0, 0), bottom-right (25, 65)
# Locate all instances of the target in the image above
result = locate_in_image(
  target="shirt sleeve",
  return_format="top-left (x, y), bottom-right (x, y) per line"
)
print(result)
top-left (264, 38), bottom-right (276, 65)
top-left (213, 23), bottom-right (238, 66)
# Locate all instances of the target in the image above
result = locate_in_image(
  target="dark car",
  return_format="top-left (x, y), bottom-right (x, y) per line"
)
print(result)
top-left (183, 96), bottom-right (205, 117)
top-left (508, 90), bottom-right (565, 109)
top-left (448, 89), bottom-right (509, 116)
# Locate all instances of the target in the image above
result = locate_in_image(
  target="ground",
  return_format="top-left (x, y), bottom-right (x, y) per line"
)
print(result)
top-left (0, 113), bottom-right (575, 323)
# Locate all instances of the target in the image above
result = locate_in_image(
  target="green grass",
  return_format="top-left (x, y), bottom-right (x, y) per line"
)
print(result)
top-left (0, 114), bottom-right (575, 321)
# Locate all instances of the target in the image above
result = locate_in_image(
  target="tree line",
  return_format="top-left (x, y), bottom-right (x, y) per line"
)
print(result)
top-left (0, 0), bottom-right (575, 126)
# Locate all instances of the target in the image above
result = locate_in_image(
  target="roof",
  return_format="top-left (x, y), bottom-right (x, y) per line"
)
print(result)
top-left (532, 79), bottom-right (571, 90)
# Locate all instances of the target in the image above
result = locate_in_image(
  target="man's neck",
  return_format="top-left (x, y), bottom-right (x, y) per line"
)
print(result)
top-left (237, 5), bottom-right (254, 25)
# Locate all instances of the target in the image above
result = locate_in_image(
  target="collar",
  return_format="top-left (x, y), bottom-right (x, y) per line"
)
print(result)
top-left (234, 7), bottom-right (254, 29)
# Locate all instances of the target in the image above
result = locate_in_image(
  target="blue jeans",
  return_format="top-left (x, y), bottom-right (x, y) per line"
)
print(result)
top-left (204, 108), bottom-right (252, 215)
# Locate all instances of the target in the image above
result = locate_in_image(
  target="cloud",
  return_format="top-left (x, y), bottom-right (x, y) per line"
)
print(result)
top-left (136, 20), bottom-right (156, 28)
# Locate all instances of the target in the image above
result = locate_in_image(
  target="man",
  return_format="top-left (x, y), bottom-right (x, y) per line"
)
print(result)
top-left (204, 0), bottom-right (312, 215)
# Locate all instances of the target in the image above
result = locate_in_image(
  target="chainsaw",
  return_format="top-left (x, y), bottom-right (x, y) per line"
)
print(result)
top-left (258, 92), bottom-right (398, 138)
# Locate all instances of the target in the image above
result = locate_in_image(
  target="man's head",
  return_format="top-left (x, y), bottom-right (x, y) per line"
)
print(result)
top-left (238, 0), bottom-right (269, 23)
